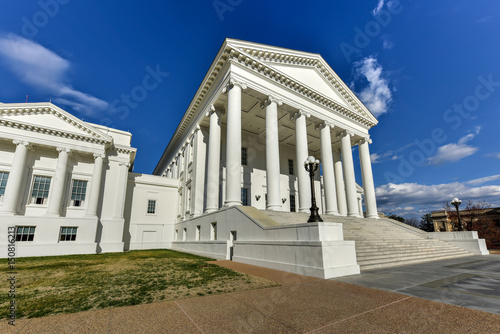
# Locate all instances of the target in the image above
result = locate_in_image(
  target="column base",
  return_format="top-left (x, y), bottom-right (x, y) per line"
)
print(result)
top-left (325, 211), bottom-right (340, 216)
top-left (366, 214), bottom-right (380, 219)
top-left (348, 213), bottom-right (361, 218)
top-left (224, 201), bottom-right (242, 207)
top-left (204, 207), bottom-right (218, 214)
top-left (266, 205), bottom-right (282, 211)
top-left (298, 208), bottom-right (309, 213)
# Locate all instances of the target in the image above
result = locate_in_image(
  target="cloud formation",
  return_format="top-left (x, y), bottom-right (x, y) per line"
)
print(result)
top-left (0, 33), bottom-right (108, 116)
top-left (372, 0), bottom-right (385, 16)
top-left (353, 56), bottom-right (392, 117)
top-left (428, 128), bottom-right (480, 165)
top-left (376, 178), bottom-right (500, 217)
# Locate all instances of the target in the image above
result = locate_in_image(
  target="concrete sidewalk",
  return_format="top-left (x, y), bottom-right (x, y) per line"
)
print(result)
top-left (3, 258), bottom-right (500, 333)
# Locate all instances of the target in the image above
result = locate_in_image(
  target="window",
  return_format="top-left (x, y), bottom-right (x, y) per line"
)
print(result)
top-left (196, 225), bottom-right (201, 240)
top-left (15, 226), bottom-right (35, 242)
top-left (290, 194), bottom-right (296, 212)
top-left (147, 200), bottom-right (156, 214)
top-left (241, 147), bottom-right (247, 165)
top-left (175, 229), bottom-right (179, 241)
top-left (211, 222), bottom-right (217, 241)
top-left (288, 159), bottom-right (294, 175)
top-left (31, 176), bottom-right (51, 204)
top-left (71, 180), bottom-right (87, 207)
top-left (0, 172), bottom-right (8, 199)
top-left (183, 228), bottom-right (187, 241)
top-left (241, 188), bottom-right (248, 206)
top-left (60, 227), bottom-right (77, 241)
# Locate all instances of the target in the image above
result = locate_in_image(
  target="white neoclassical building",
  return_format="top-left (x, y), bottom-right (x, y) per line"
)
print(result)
top-left (0, 102), bottom-right (179, 257)
top-left (154, 38), bottom-right (378, 219)
top-left (0, 39), bottom-right (487, 278)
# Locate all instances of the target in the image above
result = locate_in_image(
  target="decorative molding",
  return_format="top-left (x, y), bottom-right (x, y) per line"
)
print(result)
top-left (119, 162), bottom-right (131, 168)
top-left (56, 147), bottom-right (72, 154)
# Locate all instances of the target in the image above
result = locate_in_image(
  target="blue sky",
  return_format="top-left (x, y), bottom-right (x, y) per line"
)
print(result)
top-left (1, 0), bottom-right (499, 218)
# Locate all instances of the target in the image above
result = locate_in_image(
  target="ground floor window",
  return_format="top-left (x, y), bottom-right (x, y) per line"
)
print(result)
top-left (60, 227), bottom-right (77, 241)
top-left (290, 194), bottom-right (296, 212)
top-left (211, 222), bottom-right (217, 240)
top-left (241, 188), bottom-right (248, 206)
top-left (147, 199), bottom-right (156, 214)
top-left (16, 226), bottom-right (35, 241)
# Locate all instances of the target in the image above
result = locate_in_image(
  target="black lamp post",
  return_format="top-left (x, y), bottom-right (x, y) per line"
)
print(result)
top-left (304, 156), bottom-right (323, 223)
top-left (451, 197), bottom-right (464, 231)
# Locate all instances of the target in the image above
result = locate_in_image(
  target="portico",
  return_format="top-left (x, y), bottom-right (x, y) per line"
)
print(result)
top-left (154, 39), bottom-right (379, 221)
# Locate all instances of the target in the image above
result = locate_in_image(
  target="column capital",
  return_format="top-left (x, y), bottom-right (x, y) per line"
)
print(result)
top-left (315, 121), bottom-right (334, 131)
top-left (337, 130), bottom-right (354, 139)
top-left (56, 147), bottom-right (72, 155)
top-left (260, 95), bottom-right (283, 109)
top-left (290, 109), bottom-right (310, 121)
top-left (190, 124), bottom-right (201, 136)
top-left (119, 162), bottom-right (131, 168)
top-left (206, 104), bottom-right (225, 117)
top-left (357, 137), bottom-right (372, 145)
top-left (93, 152), bottom-right (106, 160)
top-left (222, 78), bottom-right (247, 93)
top-left (13, 140), bottom-right (34, 151)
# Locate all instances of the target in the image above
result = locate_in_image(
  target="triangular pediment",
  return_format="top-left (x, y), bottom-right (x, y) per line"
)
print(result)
top-left (0, 103), bottom-right (112, 143)
top-left (225, 39), bottom-right (378, 126)
top-left (263, 62), bottom-right (349, 107)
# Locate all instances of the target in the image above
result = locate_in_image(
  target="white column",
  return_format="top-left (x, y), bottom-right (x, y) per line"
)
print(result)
top-left (264, 96), bottom-right (282, 211)
top-left (319, 122), bottom-right (339, 215)
top-left (359, 138), bottom-right (379, 219)
top-left (333, 149), bottom-right (347, 216)
top-left (86, 153), bottom-right (105, 217)
top-left (1, 140), bottom-right (32, 215)
top-left (46, 147), bottom-right (71, 216)
top-left (293, 110), bottom-right (311, 212)
top-left (205, 105), bottom-right (223, 213)
top-left (339, 130), bottom-right (359, 217)
top-left (114, 162), bottom-right (129, 219)
top-left (224, 79), bottom-right (246, 206)
top-left (172, 156), bottom-right (178, 178)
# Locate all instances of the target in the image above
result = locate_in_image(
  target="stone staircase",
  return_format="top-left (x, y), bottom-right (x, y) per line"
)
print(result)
top-left (260, 210), bottom-right (474, 271)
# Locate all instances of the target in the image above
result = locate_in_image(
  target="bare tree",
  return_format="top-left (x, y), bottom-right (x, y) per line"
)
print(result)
top-left (463, 200), bottom-right (491, 231)
top-left (404, 217), bottom-right (420, 228)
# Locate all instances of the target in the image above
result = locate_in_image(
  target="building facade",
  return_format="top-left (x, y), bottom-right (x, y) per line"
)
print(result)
top-left (0, 102), bottom-right (178, 257)
top-left (154, 39), bottom-right (379, 220)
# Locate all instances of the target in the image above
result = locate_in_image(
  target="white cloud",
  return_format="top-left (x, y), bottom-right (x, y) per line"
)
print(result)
top-left (466, 174), bottom-right (500, 186)
top-left (353, 56), bottom-right (392, 117)
top-left (371, 150), bottom-right (396, 164)
top-left (0, 33), bottom-right (108, 116)
top-left (376, 180), bottom-right (500, 216)
top-left (428, 129), bottom-right (480, 165)
top-left (372, 0), bottom-right (385, 15)
top-left (382, 36), bottom-right (394, 49)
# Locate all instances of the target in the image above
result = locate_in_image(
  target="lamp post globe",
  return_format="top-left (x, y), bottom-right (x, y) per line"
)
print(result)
top-left (451, 197), bottom-right (464, 231)
top-left (304, 156), bottom-right (323, 223)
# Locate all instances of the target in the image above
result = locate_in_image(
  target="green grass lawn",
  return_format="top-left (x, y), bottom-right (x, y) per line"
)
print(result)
top-left (0, 250), bottom-right (278, 319)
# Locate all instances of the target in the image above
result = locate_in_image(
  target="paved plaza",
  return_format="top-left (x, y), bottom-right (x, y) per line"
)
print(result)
top-left (2, 256), bottom-right (500, 333)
